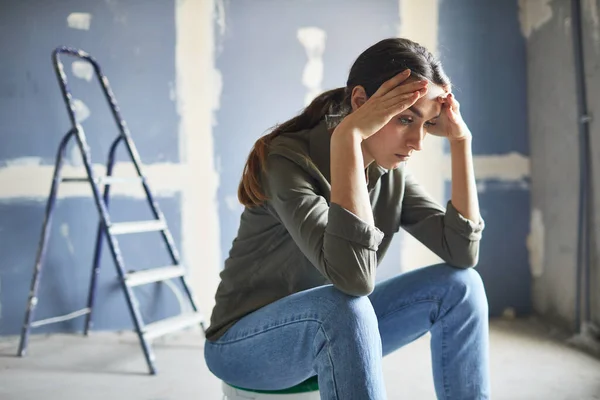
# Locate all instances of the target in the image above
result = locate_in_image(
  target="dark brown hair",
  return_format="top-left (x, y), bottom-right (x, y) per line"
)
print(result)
top-left (238, 37), bottom-right (451, 207)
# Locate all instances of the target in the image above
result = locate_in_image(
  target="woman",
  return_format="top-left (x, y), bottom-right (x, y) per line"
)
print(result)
top-left (204, 38), bottom-right (490, 399)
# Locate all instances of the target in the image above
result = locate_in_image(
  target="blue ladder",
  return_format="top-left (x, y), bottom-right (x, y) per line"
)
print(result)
top-left (17, 47), bottom-right (205, 375)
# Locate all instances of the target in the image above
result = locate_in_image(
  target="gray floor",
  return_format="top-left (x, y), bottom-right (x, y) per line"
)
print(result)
top-left (0, 318), bottom-right (599, 400)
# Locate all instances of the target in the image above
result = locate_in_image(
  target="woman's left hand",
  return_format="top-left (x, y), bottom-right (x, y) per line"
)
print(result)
top-left (428, 93), bottom-right (472, 142)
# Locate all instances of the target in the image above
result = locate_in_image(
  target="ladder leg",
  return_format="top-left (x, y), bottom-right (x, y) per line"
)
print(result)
top-left (178, 276), bottom-right (206, 333)
top-left (84, 136), bottom-right (122, 335)
top-left (18, 130), bottom-right (74, 356)
top-left (75, 130), bottom-right (157, 374)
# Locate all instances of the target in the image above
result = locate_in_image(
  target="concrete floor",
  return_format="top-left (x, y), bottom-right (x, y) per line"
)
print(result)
top-left (0, 318), bottom-right (599, 400)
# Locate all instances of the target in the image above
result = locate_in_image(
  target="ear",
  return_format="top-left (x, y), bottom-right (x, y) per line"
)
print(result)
top-left (350, 85), bottom-right (368, 112)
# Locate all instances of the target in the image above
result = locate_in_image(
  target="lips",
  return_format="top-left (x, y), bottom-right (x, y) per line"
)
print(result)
top-left (395, 154), bottom-right (410, 161)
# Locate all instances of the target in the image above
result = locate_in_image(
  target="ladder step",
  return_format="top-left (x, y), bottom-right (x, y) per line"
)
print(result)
top-left (109, 220), bottom-right (167, 235)
top-left (30, 308), bottom-right (91, 328)
top-left (144, 313), bottom-right (203, 340)
top-left (125, 266), bottom-right (185, 287)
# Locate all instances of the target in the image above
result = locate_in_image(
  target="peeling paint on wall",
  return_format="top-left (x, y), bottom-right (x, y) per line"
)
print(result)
top-left (67, 12), bottom-right (92, 31)
top-left (72, 61), bottom-right (94, 82)
top-left (297, 27), bottom-right (327, 106)
top-left (518, 0), bottom-right (553, 39)
top-left (527, 208), bottom-right (545, 277)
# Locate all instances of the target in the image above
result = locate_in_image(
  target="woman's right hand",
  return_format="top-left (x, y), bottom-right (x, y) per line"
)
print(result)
top-left (335, 69), bottom-right (429, 141)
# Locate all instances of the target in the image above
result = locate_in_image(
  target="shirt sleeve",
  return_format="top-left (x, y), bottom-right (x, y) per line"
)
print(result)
top-left (400, 172), bottom-right (484, 268)
top-left (263, 153), bottom-right (384, 296)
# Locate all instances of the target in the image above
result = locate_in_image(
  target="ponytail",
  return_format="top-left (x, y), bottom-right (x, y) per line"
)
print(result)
top-left (238, 87), bottom-right (349, 207)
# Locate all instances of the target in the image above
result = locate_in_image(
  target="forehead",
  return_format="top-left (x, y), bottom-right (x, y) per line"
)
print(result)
top-left (412, 95), bottom-right (443, 119)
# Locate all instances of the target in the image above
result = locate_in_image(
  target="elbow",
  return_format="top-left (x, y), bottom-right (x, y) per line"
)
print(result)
top-left (447, 251), bottom-right (480, 269)
top-left (331, 274), bottom-right (375, 297)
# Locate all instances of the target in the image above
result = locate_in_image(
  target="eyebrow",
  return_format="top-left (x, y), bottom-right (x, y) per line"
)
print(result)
top-left (407, 106), bottom-right (442, 120)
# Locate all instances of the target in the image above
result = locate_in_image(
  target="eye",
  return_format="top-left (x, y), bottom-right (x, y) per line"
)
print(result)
top-left (398, 116), bottom-right (413, 125)
top-left (425, 121), bottom-right (437, 127)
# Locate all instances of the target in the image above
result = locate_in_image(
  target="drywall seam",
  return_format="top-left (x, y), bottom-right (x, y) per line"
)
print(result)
top-left (0, 159), bottom-right (183, 199)
top-left (439, 152), bottom-right (531, 182)
top-left (175, 0), bottom-right (221, 319)
top-left (518, 0), bottom-right (553, 39)
top-left (399, 0), bottom-right (445, 271)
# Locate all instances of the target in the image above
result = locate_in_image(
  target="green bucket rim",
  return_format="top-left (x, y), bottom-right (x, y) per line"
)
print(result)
top-left (230, 376), bottom-right (319, 394)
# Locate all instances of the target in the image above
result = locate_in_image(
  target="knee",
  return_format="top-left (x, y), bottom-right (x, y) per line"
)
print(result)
top-left (318, 286), bottom-right (378, 332)
top-left (440, 266), bottom-right (488, 318)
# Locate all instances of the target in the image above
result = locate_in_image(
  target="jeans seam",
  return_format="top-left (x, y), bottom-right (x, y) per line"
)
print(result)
top-left (441, 317), bottom-right (450, 400)
top-left (209, 318), bottom-right (324, 345)
top-left (318, 324), bottom-right (340, 400)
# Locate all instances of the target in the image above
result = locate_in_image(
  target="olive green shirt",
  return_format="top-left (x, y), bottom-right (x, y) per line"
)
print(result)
top-left (205, 120), bottom-right (484, 341)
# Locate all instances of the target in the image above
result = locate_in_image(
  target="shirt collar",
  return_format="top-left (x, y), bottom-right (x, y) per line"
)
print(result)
top-left (308, 119), bottom-right (389, 190)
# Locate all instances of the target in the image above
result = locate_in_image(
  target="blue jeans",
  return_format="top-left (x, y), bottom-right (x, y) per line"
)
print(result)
top-left (204, 264), bottom-right (490, 399)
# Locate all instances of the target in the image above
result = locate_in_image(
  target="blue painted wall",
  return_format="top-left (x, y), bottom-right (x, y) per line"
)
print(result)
top-left (0, 0), bottom-right (183, 335)
top-left (439, 0), bottom-right (531, 316)
top-left (213, 0), bottom-right (405, 279)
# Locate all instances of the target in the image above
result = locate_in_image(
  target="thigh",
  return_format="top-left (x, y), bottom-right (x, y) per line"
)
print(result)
top-left (369, 263), bottom-right (464, 356)
top-left (204, 284), bottom-right (347, 390)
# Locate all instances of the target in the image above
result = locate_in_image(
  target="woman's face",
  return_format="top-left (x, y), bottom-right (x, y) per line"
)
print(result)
top-left (363, 91), bottom-right (443, 170)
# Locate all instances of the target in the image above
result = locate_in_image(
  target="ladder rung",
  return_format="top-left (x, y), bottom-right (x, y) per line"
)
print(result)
top-left (125, 266), bottom-right (185, 287)
top-left (144, 313), bottom-right (203, 340)
top-left (101, 176), bottom-right (143, 185)
top-left (109, 220), bottom-right (167, 235)
top-left (61, 177), bottom-right (90, 183)
top-left (30, 308), bottom-right (91, 328)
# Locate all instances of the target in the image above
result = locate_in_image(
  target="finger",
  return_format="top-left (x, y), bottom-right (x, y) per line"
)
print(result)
top-left (372, 69), bottom-right (412, 97)
top-left (383, 79), bottom-right (428, 99)
top-left (448, 93), bottom-right (460, 110)
top-left (385, 89), bottom-right (425, 114)
top-left (382, 86), bottom-right (427, 109)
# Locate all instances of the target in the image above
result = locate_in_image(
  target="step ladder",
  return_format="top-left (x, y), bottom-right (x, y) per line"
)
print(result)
top-left (17, 47), bottom-right (206, 375)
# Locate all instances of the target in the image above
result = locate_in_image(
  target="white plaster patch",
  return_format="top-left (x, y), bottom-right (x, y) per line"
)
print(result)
top-left (60, 223), bottom-right (76, 255)
top-left (169, 81), bottom-right (176, 102)
top-left (399, 0), bottom-right (444, 271)
top-left (527, 208), bottom-right (545, 277)
top-left (72, 61), bottom-right (94, 82)
top-left (518, 0), bottom-right (553, 39)
top-left (225, 195), bottom-right (243, 213)
top-left (72, 99), bottom-right (91, 123)
top-left (69, 145), bottom-right (84, 167)
top-left (4, 157), bottom-right (42, 167)
top-left (0, 160), bottom-right (183, 200)
top-left (67, 13), bottom-right (92, 31)
top-left (175, 0), bottom-right (222, 320)
top-left (584, 0), bottom-right (600, 52)
top-left (439, 152), bottom-right (531, 181)
top-left (297, 27), bottom-right (327, 106)
top-left (211, 68), bottom-right (223, 126)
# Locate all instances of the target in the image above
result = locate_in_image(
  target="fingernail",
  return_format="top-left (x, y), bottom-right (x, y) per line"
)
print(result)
top-left (404, 69), bottom-right (411, 74)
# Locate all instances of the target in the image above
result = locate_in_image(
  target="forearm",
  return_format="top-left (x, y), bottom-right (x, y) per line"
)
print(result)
top-left (330, 128), bottom-right (375, 225)
top-left (450, 138), bottom-right (480, 222)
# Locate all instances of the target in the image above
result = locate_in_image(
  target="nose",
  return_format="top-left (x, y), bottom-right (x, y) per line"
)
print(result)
top-left (406, 127), bottom-right (425, 152)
